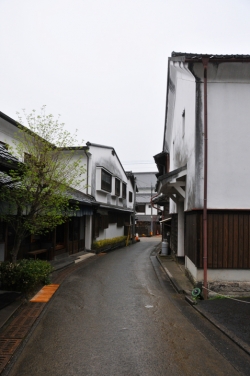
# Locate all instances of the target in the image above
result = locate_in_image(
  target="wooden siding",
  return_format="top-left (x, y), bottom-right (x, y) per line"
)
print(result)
top-left (185, 210), bottom-right (250, 269)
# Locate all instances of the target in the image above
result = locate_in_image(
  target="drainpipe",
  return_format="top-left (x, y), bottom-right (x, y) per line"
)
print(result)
top-left (132, 176), bottom-right (137, 242)
top-left (202, 57), bottom-right (209, 300)
top-left (84, 150), bottom-right (89, 195)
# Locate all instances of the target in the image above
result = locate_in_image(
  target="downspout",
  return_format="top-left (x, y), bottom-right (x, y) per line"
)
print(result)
top-left (202, 57), bottom-right (209, 300)
top-left (84, 150), bottom-right (89, 195)
top-left (132, 177), bottom-right (136, 242)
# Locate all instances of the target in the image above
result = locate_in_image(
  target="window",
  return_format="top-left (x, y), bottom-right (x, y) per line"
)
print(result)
top-left (122, 182), bottom-right (127, 199)
top-left (24, 152), bottom-right (32, 163)
top-left (129, 191), bottom-right (133, 202)
top-left (115, 178), bottom-right (120, 196)
top-left (101, 169), bottom-right (112, 192)
top-left (136, 204), bottom-right (145, 213)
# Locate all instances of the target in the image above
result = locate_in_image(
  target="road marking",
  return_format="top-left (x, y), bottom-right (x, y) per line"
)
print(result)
top-left (30, 284), bottom-right (60, 303)
top-left (145, 305), bottom-right (154, 308)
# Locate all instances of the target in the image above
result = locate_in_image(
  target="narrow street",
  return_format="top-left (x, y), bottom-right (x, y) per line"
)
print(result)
top-left (7, 238), bottom-right (250, 376)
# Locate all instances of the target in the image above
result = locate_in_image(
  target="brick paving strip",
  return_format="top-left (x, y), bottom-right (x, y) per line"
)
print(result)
top-left (0, 253), bottom-right (99, 374)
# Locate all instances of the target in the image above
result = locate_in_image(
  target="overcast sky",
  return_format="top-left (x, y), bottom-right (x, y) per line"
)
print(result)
top-left (1, 0), bottom-right (249, 172)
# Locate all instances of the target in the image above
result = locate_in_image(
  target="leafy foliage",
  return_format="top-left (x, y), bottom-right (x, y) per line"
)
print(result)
top-left (92, 236), bottom-right (127, 250)
top-left (0, 106), bottom-right (86, 262)
top-left (0, 259), bottom-right (53, 293)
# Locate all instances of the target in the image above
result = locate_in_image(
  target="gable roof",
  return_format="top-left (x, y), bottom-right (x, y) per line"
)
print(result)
top-left (86, 141), bottom-right (128, 177)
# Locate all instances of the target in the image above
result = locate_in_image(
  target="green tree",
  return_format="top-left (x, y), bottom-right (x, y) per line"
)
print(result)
top-left (0, 106), bottom-right (86, 263)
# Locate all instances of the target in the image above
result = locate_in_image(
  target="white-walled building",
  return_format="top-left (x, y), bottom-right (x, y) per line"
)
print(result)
top-left (154, 52), bottom-right (250, 295)
top-left (83, 142), bottom-right (135, 244)
top-left (0, 113), bottom-right (136, 260)
top-left (134, 172), bottom-right (161, 236)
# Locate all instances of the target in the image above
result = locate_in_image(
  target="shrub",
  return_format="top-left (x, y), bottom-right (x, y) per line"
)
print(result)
top-left (92, 236), bottom-right (127, 250)
top-left (0, 259), bottom-right (54, 293)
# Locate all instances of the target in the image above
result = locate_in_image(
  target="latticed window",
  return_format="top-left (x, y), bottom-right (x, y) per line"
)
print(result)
top-left (129, 191), bottom-right (133, 202)
top-left (122, 182), bottom-right (127, 199)
top-left (115, 178), bottom-right (120, 196)
top-left (101, 169), bottom-right (112, 192)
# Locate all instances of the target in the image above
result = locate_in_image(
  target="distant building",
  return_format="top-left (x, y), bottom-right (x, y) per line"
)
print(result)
top-left (134, 172), bottom-right (161, 236)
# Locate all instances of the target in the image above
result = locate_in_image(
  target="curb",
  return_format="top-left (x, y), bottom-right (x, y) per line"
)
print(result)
top-left (156, 254), bottom-right (184, 294)
top-left (193, 304), bottom-right (250, 357)
top-left (156, 250), bottom-right (250, 357)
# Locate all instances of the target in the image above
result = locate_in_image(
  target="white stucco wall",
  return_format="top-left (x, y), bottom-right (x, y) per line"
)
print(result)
top-left (186, 256), bottom-right (250, 282)
top-left (207, 82), bottom-right (250, 208)
top-left (165, 61), bottom-right (197, 213)
top-left (191, 61), bottom-right (250, 210)
top-left (97, 223), bottom-right (124, 240)
top-left (88, 144), bottom-right (134, 210)
top-left (166, 60), bottom-right (250, 212)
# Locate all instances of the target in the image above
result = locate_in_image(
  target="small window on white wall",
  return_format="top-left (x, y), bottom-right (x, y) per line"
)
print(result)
top-left (182, 109), bottom-right (185, 137)
top-left (101, 169), bottom-right (112, 192)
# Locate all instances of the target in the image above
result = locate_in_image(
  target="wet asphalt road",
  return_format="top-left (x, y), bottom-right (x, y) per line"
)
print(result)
top-left (7, 238), bottom-right (250, 375)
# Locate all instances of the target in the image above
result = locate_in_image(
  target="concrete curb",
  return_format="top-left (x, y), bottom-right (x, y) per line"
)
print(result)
top-left (156, 254), bottom-right (184, 294)
top-left (156, 250), bottom-right (250, 356)
top-left (193, 304), bottom-right (250, 357)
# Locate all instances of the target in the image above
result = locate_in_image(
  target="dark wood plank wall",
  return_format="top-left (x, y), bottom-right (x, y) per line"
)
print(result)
top-left (185, 210), bottom-right (250, 269)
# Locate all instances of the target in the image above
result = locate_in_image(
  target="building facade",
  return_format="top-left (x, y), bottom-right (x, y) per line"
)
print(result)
top-left (0, 113), bottom-right (135, 260)
top-left (154, 52), bottom-right (250, 295)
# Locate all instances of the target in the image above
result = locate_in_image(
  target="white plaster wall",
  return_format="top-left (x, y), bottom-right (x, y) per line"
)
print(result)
top-left (61, 149), bottom-right (88, 193)
top-left (207, 82), bottom-right (250, 208)
top-left (97, 223), bottom-right (124, 240)
top-left (166, 62), bottom-right (197, 213)
top-left (186, 256), bottom-right (250, 282)
top-left (0, 117), bottom-right (89, 194)
top-left (88, 145), bottom-right (129, 204)
top-left (145, 205), bottom-right (157, 215)
top-left (126, 177), bottom-right (135, 210)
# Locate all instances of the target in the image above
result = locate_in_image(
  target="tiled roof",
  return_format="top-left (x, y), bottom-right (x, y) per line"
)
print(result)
top-left (67, 188), bottom-right (97, 206)
top-left (172, 52), bottom-right (250, 60)
top-left (0, 171), bottom-right (13, 186)
top-left (0, 144), bottom-right (19, 165)
top-left (134, 172), bottom-right (157, 189)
